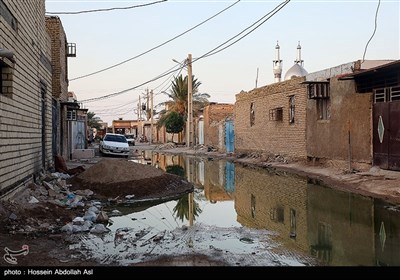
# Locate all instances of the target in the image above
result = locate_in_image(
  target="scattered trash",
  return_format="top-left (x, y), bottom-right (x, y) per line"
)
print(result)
top-left (110, 209), bottom-right (122, 216)
top-left (29, 196), bottom-right (39, 204)
top-left (239, 237), bottom-right (254, 244)
top-left (90, 224), bottom-right (110, 234)
top-left (96, 211), bottom-right (109, 223)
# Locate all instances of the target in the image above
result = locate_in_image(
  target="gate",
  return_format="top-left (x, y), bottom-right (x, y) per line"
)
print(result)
top-left (225, 119), bottom-right (234, 153)
top-left (373, 87), bottom-right (400, 171)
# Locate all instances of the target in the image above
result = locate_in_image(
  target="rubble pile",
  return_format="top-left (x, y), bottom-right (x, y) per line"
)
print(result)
top-left (0, 171), bottom-right (115, 236)
top-left (1, 158), bottom-right (193, 240)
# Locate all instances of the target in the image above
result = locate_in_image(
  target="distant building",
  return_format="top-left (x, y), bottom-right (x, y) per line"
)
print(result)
top-left (46, 16), bottom-right (77, 160)
top-left (203, 103), bottom-right (234, 152)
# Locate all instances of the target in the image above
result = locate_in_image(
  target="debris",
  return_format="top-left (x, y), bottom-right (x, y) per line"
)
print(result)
top-left (29, 196), bottom-right (39, 204)
top-left (90, 224), bottom-right (109, 234)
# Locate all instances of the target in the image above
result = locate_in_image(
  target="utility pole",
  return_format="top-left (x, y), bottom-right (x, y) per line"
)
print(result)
top-left (138, 95), bottom-right (141, 139)
top-left (146, 88), bottom-right (150, 121)
top-left (187, 53), bottom-right (193, 148)
top-left (150, 90), bottom-right (154, 145)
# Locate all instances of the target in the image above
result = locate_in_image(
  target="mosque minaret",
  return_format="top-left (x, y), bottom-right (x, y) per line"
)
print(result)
top-left (272, 41), bottom-right (283, 83)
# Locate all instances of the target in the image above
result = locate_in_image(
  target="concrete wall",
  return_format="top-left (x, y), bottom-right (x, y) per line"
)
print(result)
top-left (235, 77), bottom-right (307, 160)
top-left (306, 77), bottom-right (372, 165)
top-left (203, 103), bottom-right (234, 150)
top-left (0, 0), bottom-right (53, 194)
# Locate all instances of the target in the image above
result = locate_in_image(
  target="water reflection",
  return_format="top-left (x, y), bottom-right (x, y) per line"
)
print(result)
top-left (144, 152), bottom-right (400, 266)
top-left (173, 193), bottom-right (201, 224)
top-left (83, 152), bottom-right (400, 266)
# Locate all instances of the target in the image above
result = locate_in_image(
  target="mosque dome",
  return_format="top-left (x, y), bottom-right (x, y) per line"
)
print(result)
top-left (284, 63), bottom-right (308, 80)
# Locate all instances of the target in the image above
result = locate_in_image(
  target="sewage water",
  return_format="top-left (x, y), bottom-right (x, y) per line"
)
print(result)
top-left (74, 151), bottom-right (400, 266)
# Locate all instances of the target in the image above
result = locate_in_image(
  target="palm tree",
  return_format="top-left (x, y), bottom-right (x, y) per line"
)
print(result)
top-left (87, 111), bottom-right (102, 131)
top-left (157, 74), bottom-right (210, 129)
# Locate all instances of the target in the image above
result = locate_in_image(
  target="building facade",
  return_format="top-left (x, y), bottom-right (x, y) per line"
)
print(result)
top-left (305, 60), bottom-right (396, 170)
top-left (0, 1), bottom-right (53, 195)
top-left (235, 77), bottom-right (307, 161)
top-left (45, 15), bottom-right (76, 160)
top-left (203, 103), bottom-right (234, 152)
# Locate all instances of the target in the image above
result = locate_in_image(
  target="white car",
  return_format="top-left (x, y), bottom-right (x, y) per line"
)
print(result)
top-left (99, 133), bottom-right (130, 158)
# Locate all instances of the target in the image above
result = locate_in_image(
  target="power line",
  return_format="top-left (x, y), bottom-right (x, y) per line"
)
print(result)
top-left (80, 0), bottom-right (289, 103)
top-left (46, 0), bottom-right (167, 15)
top-left (362, 0), bottom-right (381, 63)
top-left (80, 63), bottom-right (184, 102)
top-left (195, 0), bottom-right (290, 61)
top-left (70, 0), bottom-right (240, 81)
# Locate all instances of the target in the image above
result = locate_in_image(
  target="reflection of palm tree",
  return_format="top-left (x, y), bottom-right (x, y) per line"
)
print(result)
top-left (173, 194), bottom-right (202, 222)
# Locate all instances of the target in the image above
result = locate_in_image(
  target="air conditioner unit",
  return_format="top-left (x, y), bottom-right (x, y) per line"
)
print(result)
top-left (67, 110), bottom-right (77, 120)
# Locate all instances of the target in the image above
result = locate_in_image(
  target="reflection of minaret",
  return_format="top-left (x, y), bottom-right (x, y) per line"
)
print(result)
top-left (295, 41), bottom-right (304, 66)
top-left (273, 41), bottom-right (283, 83)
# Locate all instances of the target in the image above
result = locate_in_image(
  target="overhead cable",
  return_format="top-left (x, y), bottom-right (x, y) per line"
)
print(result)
top-left (70, 0), bottom-right (240, 81)
top-left (46, 0), bottom-right (167, 15)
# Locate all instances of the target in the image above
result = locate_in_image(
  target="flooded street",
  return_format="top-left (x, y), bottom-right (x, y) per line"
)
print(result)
top-left (73, 151), bottom-right (400, 266)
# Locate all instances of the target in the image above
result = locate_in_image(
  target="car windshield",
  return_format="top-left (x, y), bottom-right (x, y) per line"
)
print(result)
top-left (104, 135), bottom-right (127, 143)
top-left (125, 135), bottom-right (134, 139)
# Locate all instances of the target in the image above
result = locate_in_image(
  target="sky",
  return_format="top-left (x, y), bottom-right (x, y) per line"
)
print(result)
top-left (45, 0), bottom-right (400, 125)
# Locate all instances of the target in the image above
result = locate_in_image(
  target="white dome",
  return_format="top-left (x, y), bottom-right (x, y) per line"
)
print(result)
top-left (284, 64), bottom-right (308, 80)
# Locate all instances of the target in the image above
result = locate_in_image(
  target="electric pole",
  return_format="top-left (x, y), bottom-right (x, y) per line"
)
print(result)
top-left (138, 95), bottom-right (142, 139)
top-left (150, 90), bottom-right (154, 144)
top-left (187, 53), bottom-right (193, 148)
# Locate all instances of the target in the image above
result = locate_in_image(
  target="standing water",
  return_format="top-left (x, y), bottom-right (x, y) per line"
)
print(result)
top-left (72, 151), bottom-right (400, 266)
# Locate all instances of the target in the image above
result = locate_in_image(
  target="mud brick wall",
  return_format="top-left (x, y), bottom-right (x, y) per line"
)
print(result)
top-left (235, 77), bottom-right (307, 160)
top-left (203, 103), bottom-right (234, 149)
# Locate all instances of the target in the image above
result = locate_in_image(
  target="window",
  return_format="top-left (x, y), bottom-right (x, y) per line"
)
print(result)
top-left (290, 209), bottom-right (296, 238)
top-left (66, 110), bottom-right (77, 120)
top-left (289, 96), bottom-right (295, 124)
top-left (269, 107), bottom-right (283, 121)
top-left (317, 98), bottom-right (330, 120)
top-left (0, 61), bottom-right (13, 97)
top-left (251, 194), bottom-right (256, 218)
top-left (270, 206), bottom-right (284, 223)
top-left (250, 102), bottom-right (255, 127)
top-left (310, 222), bottom-right (332, 263)
top-left (374, 86), bottom-right (400, 103)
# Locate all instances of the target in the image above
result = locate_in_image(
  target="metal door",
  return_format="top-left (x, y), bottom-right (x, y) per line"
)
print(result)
top-left (373, 88), bottom-right (400, 171)
top-left (225, 120), bottom-right (234, 153)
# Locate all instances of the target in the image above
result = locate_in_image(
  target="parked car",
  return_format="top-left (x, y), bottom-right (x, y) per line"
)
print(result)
top-left (125, 134), bottom-right (136, 146)
top-left (99, 133), bottom-right (130, 158)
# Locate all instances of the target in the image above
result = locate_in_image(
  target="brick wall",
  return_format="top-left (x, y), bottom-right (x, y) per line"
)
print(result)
top-left (0, 0), bottom-right (53, 194)
top-left (45, 16), bottom-right (68, 101)
top-left (46, 16), bottom-right (69, 159)
top-left (203, 103), bottom-right (234, 149)
top-left (235, 77), bottom-right (307, 160)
